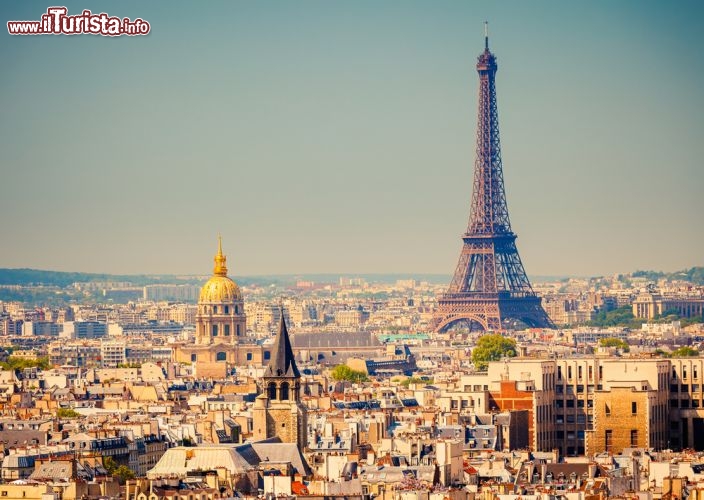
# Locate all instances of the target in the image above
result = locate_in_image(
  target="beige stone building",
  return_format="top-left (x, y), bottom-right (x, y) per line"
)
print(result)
top-left (469, 357), bottom-right (677, 455)
top-left (586, 385), bottom-right (654, 455)
top-left (633, 292), bottom-right (704, 319)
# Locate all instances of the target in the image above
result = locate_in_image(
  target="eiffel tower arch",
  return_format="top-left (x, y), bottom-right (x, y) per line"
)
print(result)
top-left (432, 26), bottom-right (553, 333)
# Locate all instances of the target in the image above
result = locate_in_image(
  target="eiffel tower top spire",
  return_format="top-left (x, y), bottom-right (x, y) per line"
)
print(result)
top-left (484, 21), bottom-right (489, 51)
top-left (469, 21), bottom-right (509, 237)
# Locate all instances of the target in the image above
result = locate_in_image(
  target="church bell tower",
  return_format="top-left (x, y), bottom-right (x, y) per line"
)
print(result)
top-left (252, 311), bottom-right (307, 451)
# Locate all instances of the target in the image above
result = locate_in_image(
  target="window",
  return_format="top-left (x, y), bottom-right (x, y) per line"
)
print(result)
top-left (212, 325), bottom-right (218, 336)
top-left (558, 366), bottom-right (562, 380)
top-left (566, 399), bottom-right (575, 408)
top-left (267, 383), bottom-right (276, 400)
top-left (577, 400), bottom-right (585, 408)
top-left (234, 305), bottom-right (239, 314)
top-left (695, 366), bottom-right (699, 379)
top-left (264, 351), bottom-right (271, 361)
top-left (280, 382), bottom-right (290, 401)
top-left (236, 324), bottom-right (241, 336)
top-left (630, 429), bottom-right (638, 447)
top-left (224, 305), bottom-right (229, 314)
top-left (578, 366), bottom-right (583, 380)
top-left (213, 306), bottom-right (218, 314)
top-left (588, 366), bottom-right (593, 380)
top-left (224, 324), bottom-right (230, 336)
top-left (568, 366), bottom-right (572, 379)
top-left (632, 402), bottom-right (637, 415)
top-left (191, 354), bottom-right (197, 362)
top-left (605, 430), bottom-right (613, 452)
top-left (246, 352), bottom-right (252, 361)
top-left (216, 352), bottom-right (226, 362)
top-left (605, 403), bottom-right (611, 416)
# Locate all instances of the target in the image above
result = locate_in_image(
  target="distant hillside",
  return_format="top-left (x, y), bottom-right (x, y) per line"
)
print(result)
top-left (0, 268), bottom-right (199, 287)
top-left (632, 266), bottom-right (704, 285)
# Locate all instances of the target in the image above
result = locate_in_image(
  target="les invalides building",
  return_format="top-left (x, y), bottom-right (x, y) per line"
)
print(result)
top-left (172, 238), bottom-right (265, 378)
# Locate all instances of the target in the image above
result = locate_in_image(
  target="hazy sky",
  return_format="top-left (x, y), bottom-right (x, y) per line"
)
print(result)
top-left (1, 1), bottom-right (702, 277)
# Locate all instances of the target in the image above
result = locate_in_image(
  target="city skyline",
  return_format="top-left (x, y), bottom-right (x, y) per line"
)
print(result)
top-left (1, 1), bottom-right (703, 277)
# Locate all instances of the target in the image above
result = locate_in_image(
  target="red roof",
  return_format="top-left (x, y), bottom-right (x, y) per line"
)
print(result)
top-left (291, 481), bottom-right (308, 495)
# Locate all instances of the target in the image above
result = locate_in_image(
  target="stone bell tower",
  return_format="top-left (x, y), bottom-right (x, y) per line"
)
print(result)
top-left (252, 311), bottom-right (308, 451)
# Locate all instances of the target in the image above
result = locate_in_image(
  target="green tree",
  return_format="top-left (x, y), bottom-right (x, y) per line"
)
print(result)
top-left (399, 376), bottom-right (433, 388)
top-left (330, 365), bottom-right (369, 383)
top-left (586, 306), bottom-right (641, 329)
top-left (471, 334), bottom-right (517, 371)
top-left (599, 337), bottom-right (630, 352)
top-left (103, 457), bottom-right (135, 484)
top-left (0, 356), bottom-right (51, 371)
top-left (56, 408), bottom-right (81, 419)
top-left (671, 346), bottom-right (699, 357)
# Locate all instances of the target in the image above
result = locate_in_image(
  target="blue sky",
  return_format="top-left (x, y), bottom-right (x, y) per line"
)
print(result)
top-left (1, 1), bottom-right (702, 276)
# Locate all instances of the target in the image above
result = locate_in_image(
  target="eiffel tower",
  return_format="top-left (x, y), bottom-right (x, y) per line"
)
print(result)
top-left (432, 25), bottom-right (553, 332)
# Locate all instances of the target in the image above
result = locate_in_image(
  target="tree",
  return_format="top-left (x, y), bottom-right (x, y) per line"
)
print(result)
top-left (471, 334), bottom-right (517, 371)
top-left (586, 306), bottom-right (641, 329)
top-left (599, 337), bottom-right (630, 352)
top-left (399, 376), bottom-right (433, 388)
top-left (330, 365), bottom-right (369, 383)
top-left (0, 356), bottom-right (51, 371)
top-left (103, 457), bottom-right (135, 484)
top-left (56, 408), bottom-right (81, 419)
top-left (671, 346), bottom-right (699, 357)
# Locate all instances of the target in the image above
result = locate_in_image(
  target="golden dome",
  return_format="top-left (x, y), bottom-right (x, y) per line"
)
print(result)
top-left (199, 275), bottom-right (242, 303)
top-left (199, 237), bottom-right (242, 303)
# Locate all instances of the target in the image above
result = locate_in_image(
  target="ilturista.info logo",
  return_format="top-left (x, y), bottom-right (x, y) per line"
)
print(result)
top-left (7, 7), bottom-right (150, 36)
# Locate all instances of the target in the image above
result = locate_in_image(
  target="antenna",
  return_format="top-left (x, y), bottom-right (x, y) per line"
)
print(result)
top-left (484, 21), bottom-right (489, 50)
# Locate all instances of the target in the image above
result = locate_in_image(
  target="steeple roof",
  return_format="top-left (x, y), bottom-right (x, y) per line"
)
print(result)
top-left (265, 310), bottom-right (300, 379)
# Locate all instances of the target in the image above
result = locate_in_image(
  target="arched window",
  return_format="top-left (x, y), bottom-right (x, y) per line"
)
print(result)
top-left (216, 352), bottom-right (226, 362)
top-left (280, 382), bottom-right (290, 401)
top-left (268, 382), bottom-right (276, 400)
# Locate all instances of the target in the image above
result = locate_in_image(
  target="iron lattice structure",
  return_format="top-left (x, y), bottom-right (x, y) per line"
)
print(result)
top-left (433, 32), bottom-right (553, 332)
